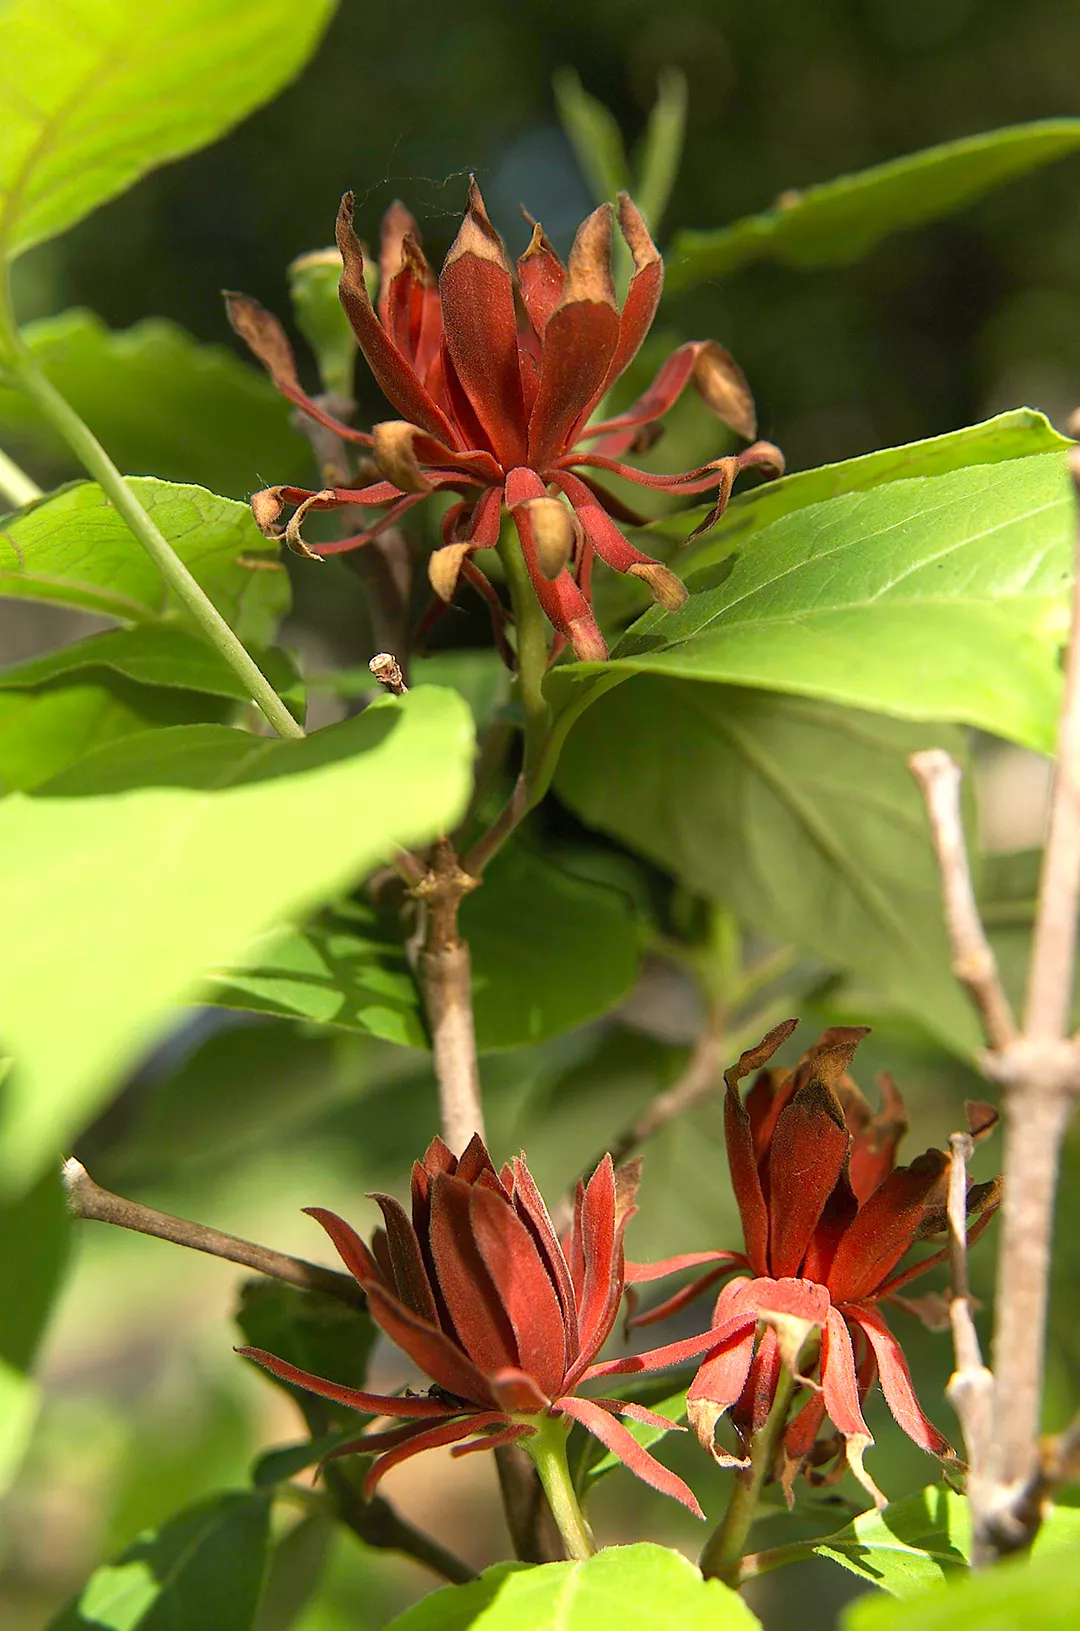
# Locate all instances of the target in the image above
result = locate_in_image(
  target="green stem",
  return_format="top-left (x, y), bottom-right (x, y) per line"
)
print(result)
top-left (0, 287), bottom-right (304, 740)
top-left (497, 529), bottom-right (550, 784)
top-left (0, 443), bottom-right (42, 508)
top-left (523, 1414), bottom-right (596, 1562)
top-left (699, 1362), bottom-right (800, 1584)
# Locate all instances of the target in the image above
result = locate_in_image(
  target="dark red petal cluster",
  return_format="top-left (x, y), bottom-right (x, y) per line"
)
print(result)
top-left (239, 1136), bottom-right (719, 1513)
top-left (630, 1022), bottom-right (1000, 1506)
top-left (229, 182), bottom-right (783, 661)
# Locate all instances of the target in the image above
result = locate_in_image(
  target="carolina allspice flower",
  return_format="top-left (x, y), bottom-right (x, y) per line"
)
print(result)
top-left (628, 1021), bottom-right (1001, 1508)
top-left (226, 180), bottom-right (783, 660)
top-left (238, 1136), bottom-right (725, 1514)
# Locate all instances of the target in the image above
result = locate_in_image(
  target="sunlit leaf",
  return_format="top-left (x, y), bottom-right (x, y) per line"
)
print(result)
top-left (843, 1542), bottom-right (1079, 1631)
top-left (0, 1168), bottom-right (69, 1494)
top-left (0, 0), bottom-right (337, 260)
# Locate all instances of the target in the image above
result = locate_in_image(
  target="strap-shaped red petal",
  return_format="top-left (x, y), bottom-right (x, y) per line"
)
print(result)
top-left (555, 1395), bottom-right (704, 1517)
top-left (370, 1193), bottom-right (440, 1324)
top-left (582, 339), bottom-right (756, 450)
top-left (364, 1412), bottom-right (507, 1497)
top-left (469, 1184), bottom-right (567, 1398)
top-left (517, 220), bottom-right (566, 341)
top-left (573, 1155), bottom-right (617, 1359)
top-left (428, 1173), bottom-right (519, 1375)
top-left (737, 1326), bottom-right (781, 1438)
top-left (582, 1319), bottom-right (744, 1382)
top-left (767, 1081), bottom-right (851, 1278)
top-left (439, 179), bottom-right (526, 469)
top-left (586, 1397), bottom-right (687, 1432)
top-left (626, 1250), bottom-right (746, 1285)
top-left (451, 1423), bottom-right (532, 1457)
top-left (323, 1417), bottom-right (444, 1463)
top-left (336, 192), bottom-right (458, 445)
top-left (723, 1021), bottom-right (799, 1274)
top-left (510, 1157), bottom-right (580, 1361)
top-left (364, 1280), bottom-right (495, 1407)
top-left (224, 291), bottom-right (373, 446)
top-left (553, 471), bottom-right (686, 611)
top-left (629, 1267), bottom-right (734, 1330)
top-left (820, 1308), bottom-right (886, 1508)
top-left (685, 1315), bottom-right (757, 1448)
top-left (827, 1149), bottom-right (950, 1304)
top-left (235, 1346), bottom-right (454, 1417)
top-left (528, 205), bottom-right (620, 468)
top-left (302, 1207), bottom-right (381, 1286)
top-left (845, 1305), bottom-right (952, 1456)
top-left (506, 467), bottom-right (608, 660)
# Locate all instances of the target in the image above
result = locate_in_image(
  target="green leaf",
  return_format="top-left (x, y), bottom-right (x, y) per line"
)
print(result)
top-left (382, 1545), bottom-right (761, 1631)
top-left (648, 409), bottom-right (1071, 547)
top-left (551, 451), bottom-right (1074, 753)
top-left (808, 1485), bottom-right (971, 1598)
top-left (252, 1434), bottom-right (351, 1489)
top-left (236, 1280), bottom-right (376, 1432)
top-left (0, 1167), bottom-right (69, 1494)
top-left (0, 311), bottom-right (308, 500)
top-left (0, 624), bottom-right (303, 713)
top-left (0, 0), bottom-right (337, 261)
top-left (556, 681), bottom-right (979, 1055)
top-left (255, 1512), bottom-right (334, 1631)
top-left (0, 478), bottom-right (290, 642)
top-left (633, 69), bottom-right (688, 234)
top-left (0, 674), bottom-right (229, 792)
top-left (553, 68), bottom-right (631, 204)
top-left (212, 840), bottom-right (642, 1053)
top-left (666, 119), bottom-right (1080, 292)
top-left (842, 1543), bottom-right (1080, 1631)
top-left (0, 686), bottom-right (474, 1195)
top-left (48, 1490), bottom-right (272, 1631)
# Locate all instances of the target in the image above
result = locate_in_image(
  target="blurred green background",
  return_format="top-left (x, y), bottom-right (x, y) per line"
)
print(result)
top-left (2, 0), bottom-right (1080, 1627)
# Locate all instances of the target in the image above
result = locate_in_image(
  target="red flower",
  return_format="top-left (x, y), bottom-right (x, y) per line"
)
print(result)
top-left (227, 182), bottom-right (782, 660)
top-left (625, 1022), bottom-right (1000, 1507)
top-left (238, 1136), bottom-right (723, 1513)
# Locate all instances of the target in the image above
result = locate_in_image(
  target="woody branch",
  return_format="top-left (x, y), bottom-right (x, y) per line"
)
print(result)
top-left (909, 444), bottom-right (1080, 1564)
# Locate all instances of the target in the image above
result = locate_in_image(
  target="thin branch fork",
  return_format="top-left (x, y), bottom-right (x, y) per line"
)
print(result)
top-left (908, 446), bottom-right (1080, 1562)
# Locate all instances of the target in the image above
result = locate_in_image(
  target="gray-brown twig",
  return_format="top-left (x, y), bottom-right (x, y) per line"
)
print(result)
top-left (62, 1159), bottom-right (365, 1309)
top-left (411, 838), bottom-right (485, 1155)
top-left (909, 444), bottom-right (1080, 1563)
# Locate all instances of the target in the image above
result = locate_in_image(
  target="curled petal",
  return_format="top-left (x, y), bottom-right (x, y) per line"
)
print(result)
top-left (517, 218), bottom-right (566, 340)
top-left (820, 1308), bottom-right (886, 1510)
top-left (429, 541), bottom-right (473, 603)
top-left (845, 1304), bottom-right (953, 1458)
top-left (223, 290), bottom-right (373, 446)
top-left (506, 466), bottom-right (607, 661)
top-left (686, 1315), bottom-right (758, 1461)
top-left (555, 1395), bottom-right (704, 1518)
top-left (603, 193), bottom-right (664, 388)
top-left (372, 421), bottom-right (435, 493)
top-left (583, 339), bottom-right (756, 452)
top-left (552, 470), bottom-right (687, 611)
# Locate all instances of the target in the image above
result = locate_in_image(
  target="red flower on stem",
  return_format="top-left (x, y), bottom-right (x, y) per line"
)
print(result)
top-left (625, 1022), bottom-right (1000, 1507)
top-left (227, 181), bottom-right (782, 661)
top-left (238, 1136), bottom-right (723, 1523)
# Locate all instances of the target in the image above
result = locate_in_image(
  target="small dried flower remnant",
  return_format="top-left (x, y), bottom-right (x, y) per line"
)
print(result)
top-left (632, 1022), bottom-right (1000, 1507)
top-left (238, 1136), bottom-right (724, 1514)
top-left (227, 181), bottom-right (783, 660)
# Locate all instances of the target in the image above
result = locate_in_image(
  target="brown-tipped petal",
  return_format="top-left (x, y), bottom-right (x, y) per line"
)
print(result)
top-left (428, 542), bottom-right (473, 603)
top-left (224, 289), bottom-right (373, 447)
top-left (966, 1099), bottom-right (999, 1141)
top-left (506, 466), bottom-right (607, 658)
top-left (379, 200), bottom-right (422, 312)
top-left (567, 203), bottom-right (616, 307)
top-left (303, 1207), bottom-right (381, 1286)
top-left (766, 1080), bottom-right (851, 1279)
top-left (579, 338), bottom-right (751, 454)
top-left (251, 487), bottom-right (287, 539)
top-left (605, 193), bottom-right (664, 385)
top-left (235, 1346), bottom-right (454, 1418)
top-left (522, 496), bottom-right (575, 579)
top-left (555, 1395), bottom-right (705, 1517)
top-left (819, 1309), bottom-right (886, 1510)
top-left (686, 1318), bottom-right (758, 1458)
top-left (845, 1305), bottom-right (953, 1459)
top-left (567, 615), bottom-right (609, 663)
top-left (439, 178), bottom-right (526, 468)
top-left (518, 220), bottom-right (567, 340)
top-left (371, 421), bottom-right (435, 493)
top-left (613, 1158), bottom-right (643, 1230)
top-left (692, 341), bottom-right (757, 442)
top-left (336, 192), bottom-right (458, 444)
top-left (847, 1069), bottom-right (908, 1204)
top-left (723, 1020), bottom-right (798, 1275)
top-left (627, 562), bottom-right (688, 611)
top-left (528, 205), bottom-right (619, 467)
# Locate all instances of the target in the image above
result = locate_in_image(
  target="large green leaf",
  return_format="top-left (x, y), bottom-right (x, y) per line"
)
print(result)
top-left (556, 680), bottom-right (978, 1055)
top-left (0, 1166), bottom-right (69, 1494)
top-left (666, 120), bottom-right (1080, 292)
top-left (551, 451), bottom-right (1074, 753)
top-left (0, 478), bottom-right (289, 641)
top-left (236, 1280), bottom-right (376, 1432)
top-left (0, 624), bottom-right (303, 713)
top-left (0, 311), bottom-right (307, 499)
top-left (0, 0), bottom-right (337, 261)
top-left (0, 686), bottom-right (474, 1195)
top-left (806, 1486), bottom-right (971, 1598)
top-left (212, 838), bottom-right (643, 1053)
top-left (843, 1543), bottom-right (1080, 1631)
top-left (648, 410), bottom-right (1071, 547)
top-left (382, 1545), bottom-right (761, 1631)
top-left (48, 1490), bottom-right (272, 1631)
